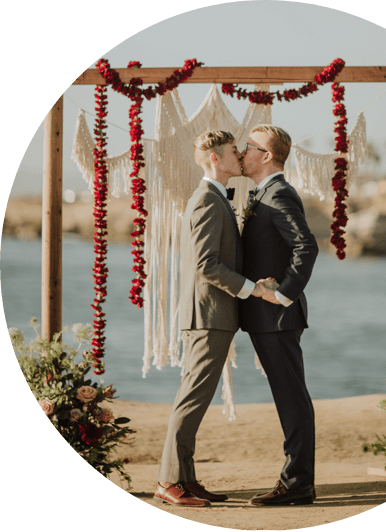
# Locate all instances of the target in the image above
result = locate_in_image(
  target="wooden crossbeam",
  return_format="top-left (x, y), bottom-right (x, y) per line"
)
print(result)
top-left (73, 66), bottom-right (386, 85)
top-left (43, 64), bottom-right (385, 340)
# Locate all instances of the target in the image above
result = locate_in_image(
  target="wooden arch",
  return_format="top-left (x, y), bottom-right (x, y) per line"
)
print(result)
top-left (42, 65), bottom-right (386, 340)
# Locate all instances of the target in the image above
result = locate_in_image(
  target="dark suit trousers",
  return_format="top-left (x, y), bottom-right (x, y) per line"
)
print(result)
top-left (249, 329), bottom-right (315, 490)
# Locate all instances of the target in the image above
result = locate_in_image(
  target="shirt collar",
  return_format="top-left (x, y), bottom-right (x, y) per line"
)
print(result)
top-left (203, 176), bottom-right (227, 199)
top-left (257, 171), bottom-right (283, 191)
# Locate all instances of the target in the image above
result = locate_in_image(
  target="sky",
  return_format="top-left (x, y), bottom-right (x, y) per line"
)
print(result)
top-left (9, 0), bottom-right (386, 196)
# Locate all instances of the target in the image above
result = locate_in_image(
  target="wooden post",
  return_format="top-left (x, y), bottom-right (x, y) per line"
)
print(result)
top-left (42, 96), bottom-right (63, 341)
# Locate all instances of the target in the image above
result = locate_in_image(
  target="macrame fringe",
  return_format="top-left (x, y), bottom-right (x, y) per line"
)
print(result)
top-left (71, 89), bottom-right (367, 420)
top-left (142, 85), bottom-right (272, 420)
top-left (71, 109), bottom-right (133, 199)
top-left (292, 112), bottom-right (367, 199)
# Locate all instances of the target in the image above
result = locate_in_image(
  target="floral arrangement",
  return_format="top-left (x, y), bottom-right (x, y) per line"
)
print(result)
top-left (95, 58), bottom-right (203, 308)
top-left (242, 188), bottom-right (259, 223)
top-left (10, 319), bottom-right (135, 490)
top-left (222, 57), bottom-right (350, 259)
top-left (363, 399), bottom-right (386, 469)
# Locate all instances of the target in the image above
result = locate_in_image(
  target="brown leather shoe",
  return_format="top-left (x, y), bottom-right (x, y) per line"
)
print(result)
top-left (249, 480), bottom-right (313, 506)
top-left (184, 480), bottom-right (228, 502)
top-left (153, 483), bottom-right (211, 507)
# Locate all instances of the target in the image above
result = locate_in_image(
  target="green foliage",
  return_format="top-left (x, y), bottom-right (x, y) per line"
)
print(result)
top-left (10, 319), bottom-right (135, 490)
top-left (362, 398), bottom-right (386, 470)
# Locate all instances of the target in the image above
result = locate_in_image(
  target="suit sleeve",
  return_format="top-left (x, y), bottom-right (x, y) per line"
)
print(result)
top-left (190, 195), bottom-right (246, 297)
top-left (270, 189), bottom-right (319, 302)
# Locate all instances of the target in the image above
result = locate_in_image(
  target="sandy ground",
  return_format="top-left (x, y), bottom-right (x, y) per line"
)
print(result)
top-left (103, 393), bottom-right (386, 530)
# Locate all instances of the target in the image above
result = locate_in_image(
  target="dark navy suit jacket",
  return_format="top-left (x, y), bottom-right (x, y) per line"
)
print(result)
top-left (239, 174), bottom-right (319, 334)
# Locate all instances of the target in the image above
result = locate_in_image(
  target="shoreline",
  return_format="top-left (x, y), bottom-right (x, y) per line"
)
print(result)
top-left (4, 194), bottom-right (386, 256)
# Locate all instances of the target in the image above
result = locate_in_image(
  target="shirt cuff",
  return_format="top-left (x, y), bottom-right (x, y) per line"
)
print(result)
top-left (237, 278), bottom-right (255, 299)
top-left (275, 290), bottom-right (293, 307)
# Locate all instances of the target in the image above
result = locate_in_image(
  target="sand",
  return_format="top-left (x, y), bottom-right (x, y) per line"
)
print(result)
top-left (102, 393), bottom-right (386, 530)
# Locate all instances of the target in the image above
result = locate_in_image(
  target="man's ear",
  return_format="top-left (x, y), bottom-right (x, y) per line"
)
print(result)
top-left (210, 152), bottom-right (218, 165)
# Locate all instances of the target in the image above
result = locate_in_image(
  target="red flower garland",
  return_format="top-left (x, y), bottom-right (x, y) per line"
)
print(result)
top-left (331, 83), bottom-right (349, 259)
top-left (91, 85), bottom-right (109, 374)
top-left (221, 58), bottom-right (345, 103)
top-left (95, 58), bottom-right (203, 308)
top-left (222, 57), bottom-right (349, 259)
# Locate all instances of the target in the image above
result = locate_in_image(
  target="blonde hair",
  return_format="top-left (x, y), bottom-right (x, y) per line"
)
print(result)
top-left (250, 124), bottom-right (291, 166)
top-left (194, 130), bottom-right (235, 157)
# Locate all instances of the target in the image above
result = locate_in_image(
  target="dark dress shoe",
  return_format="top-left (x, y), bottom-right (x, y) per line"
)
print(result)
top-left (249, 480), bottom-right (314, 506)
top-left (153, 483), bottom-right (211, 507)
top-left (252, 483), bottom-right (316, 500)
top-left (184, 480), bottom-right (228, 502)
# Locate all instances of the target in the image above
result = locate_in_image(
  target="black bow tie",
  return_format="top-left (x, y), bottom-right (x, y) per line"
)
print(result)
top-left (226, 188), bottom-right (235, 201)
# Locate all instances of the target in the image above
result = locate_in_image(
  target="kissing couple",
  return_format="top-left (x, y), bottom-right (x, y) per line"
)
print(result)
top-left (153, 125), bottom-right (319, 507)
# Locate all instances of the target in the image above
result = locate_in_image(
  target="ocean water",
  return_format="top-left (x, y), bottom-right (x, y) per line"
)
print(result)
top-left (1, 235), bottom-right (386, 404)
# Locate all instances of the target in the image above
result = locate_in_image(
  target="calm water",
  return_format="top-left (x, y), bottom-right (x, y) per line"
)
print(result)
top-left (1, 235), bottom-right (385, 404)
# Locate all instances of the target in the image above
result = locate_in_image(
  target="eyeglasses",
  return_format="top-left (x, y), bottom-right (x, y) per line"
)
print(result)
top-left (243, 143), bottom-right (268, 154)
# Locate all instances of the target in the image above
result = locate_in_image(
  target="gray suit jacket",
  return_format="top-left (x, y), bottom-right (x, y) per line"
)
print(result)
top-left (239, 174), bottom-right (319, 333)
top-left (179, 179), bottom-right (246, 332)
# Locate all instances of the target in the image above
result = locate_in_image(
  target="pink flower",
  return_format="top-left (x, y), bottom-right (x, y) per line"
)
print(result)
top-left (70, 408), bottom-right (83, 421)
top-left (39, 398), bottom-right (54, 416)
top-left (76, 386), bottom-right (98, 403)
top-left (98, 408), bottom-right (114, 423)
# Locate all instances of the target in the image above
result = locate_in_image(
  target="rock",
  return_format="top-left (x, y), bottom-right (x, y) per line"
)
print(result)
top-left (346, 206), bottom-right (386, 255)
top-left (4, 194), bottom-right (386, 256)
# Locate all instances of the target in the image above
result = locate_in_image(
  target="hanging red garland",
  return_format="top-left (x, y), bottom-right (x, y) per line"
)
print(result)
top-left (95, 58), bottom-right (203, 308)
top-left (91, 58), bottom-right (347, 337)
top-left (221, 58), bottom-right (345, 103)
top-left (222, 57), bottom-right (349, 259)
top-left (330, 82), bottom-right (349, 259)
top-left (91, 85), bottom-right (109, 374)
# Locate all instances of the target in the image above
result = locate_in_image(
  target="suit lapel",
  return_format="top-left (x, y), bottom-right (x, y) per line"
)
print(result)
top-left (250, 174), bottom-right (285, 212)
top-left (250, 187), bottom-right (267, 212)
top-left (243, 174), bottom-right (286, 228)
top-left (200, 180), bottom-right (239, 229)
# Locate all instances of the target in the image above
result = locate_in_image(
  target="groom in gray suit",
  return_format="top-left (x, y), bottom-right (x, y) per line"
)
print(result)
top-left (240, 125), bottom-right (319, 506)
top-left (154, 130), bottom-right (276, 507)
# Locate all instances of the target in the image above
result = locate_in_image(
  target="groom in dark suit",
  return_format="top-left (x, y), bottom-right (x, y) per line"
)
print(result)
top-left (240, 124), bottom-right (319, 506)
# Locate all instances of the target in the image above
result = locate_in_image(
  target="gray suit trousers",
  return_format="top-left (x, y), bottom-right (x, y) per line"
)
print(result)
top-left (157, 329), bottom-right (234, 483)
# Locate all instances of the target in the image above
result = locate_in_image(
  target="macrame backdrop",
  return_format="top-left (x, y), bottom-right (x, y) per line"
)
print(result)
top-left (72, 83), bottom-right (367, 420)
top-left (291, 112), bottom-right (368, 200)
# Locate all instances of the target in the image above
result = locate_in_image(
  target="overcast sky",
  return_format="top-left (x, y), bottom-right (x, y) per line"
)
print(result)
top-left (10, 0), bottom-right (386, 196)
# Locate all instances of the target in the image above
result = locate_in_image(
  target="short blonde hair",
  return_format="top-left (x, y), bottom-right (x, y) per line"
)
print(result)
top-left (194, 130), bottom-right (235, 157)
top-left (250, 124), bottom-right (291, 166)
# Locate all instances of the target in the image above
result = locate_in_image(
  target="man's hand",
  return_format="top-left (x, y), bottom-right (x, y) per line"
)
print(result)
top-left (257, 279), bottom-right (282, 305)
top-left (251, 278), bottom-right (279, 298)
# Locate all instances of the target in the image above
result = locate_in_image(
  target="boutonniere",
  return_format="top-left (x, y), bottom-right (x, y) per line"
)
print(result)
top-left (242, 188), bottom-right (258, 223)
